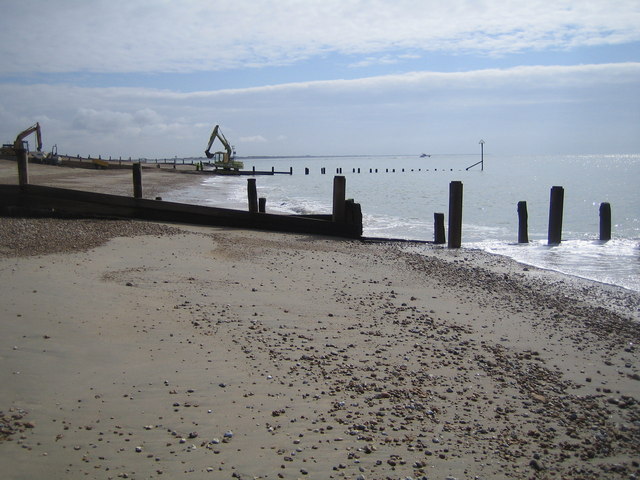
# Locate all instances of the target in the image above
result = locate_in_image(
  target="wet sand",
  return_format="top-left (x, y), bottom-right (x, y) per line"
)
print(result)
top-left (1, 160), bottom-right (639, 479)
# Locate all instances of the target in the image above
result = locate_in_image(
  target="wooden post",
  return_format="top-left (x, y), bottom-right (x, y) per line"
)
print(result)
top-left (448, 181), bottom-right (463, 248)
top-left (259, 197), bottom-right (266, 213)
top-left (132, 163), bottom-right (143, 198)
top-left (517, 201), bottom-right (529, 243)
top-left (16, 147), bottom-right (28, 189)
top-left (345, 199), bottom-right (354, 223)
top-left (599, 202), bottom-right (611, 241)
top-left (247, 178), bottom-right (258, 213)
top-left (548, 186), bottom-right (564, 245)
top-left (345, 199), bottom-right (363, 236)
top-left (434, 213), bottom-right (446, 244)
top-left (332, 175), bottom-right (346, 223)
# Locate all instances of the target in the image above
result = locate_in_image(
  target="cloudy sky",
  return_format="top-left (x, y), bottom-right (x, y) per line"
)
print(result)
top-left (1, 0), bottom-right (639, 158)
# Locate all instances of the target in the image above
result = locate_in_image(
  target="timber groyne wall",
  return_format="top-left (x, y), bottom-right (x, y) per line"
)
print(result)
top-left (0, 184), bottom-right (362, 238)
top-left (0, 150), bottom-right (363, 239)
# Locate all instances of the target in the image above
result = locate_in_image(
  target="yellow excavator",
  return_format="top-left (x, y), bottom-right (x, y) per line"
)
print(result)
top-left (204, 125), bottom-right (243, 171)
top-left (1, 122), bottom-right (57, 164)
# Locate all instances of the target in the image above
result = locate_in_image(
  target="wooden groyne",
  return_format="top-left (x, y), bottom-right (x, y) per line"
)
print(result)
top-left (0, 184), bottom-right (362, 239)
top-left (436, 181), bottom-right (613, 248)
top-left (1, 150), bottom-right (362, 239)
top-left (55, 155), bottom-right (293, 175)
top-left (54, 153), bottom-right (479, 176)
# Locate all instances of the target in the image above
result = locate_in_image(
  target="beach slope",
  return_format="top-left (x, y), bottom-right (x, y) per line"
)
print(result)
top-left (1, 216), bottom-right (639, 480)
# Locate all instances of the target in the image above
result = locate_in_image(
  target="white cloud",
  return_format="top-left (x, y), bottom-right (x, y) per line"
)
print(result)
top-left (0, 0), bottom-right (638, 74)
top-left (0, 62), bottom-right (638, 157)
top-left (348, 53), bottom-right (421, 68)
top-left (240, 135), bottom-right (268, 143)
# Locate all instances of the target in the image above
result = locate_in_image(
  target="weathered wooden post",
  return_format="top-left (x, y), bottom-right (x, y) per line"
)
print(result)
top-left (448, 181), bottom-right (463, 248)
top-left (599, 202), bottom-right (611, 241)
top-left (16, 147), bottom-right (28, 189)
top-left (548, 186), bottom-right (564, 245)
top-left (132, 163), bottom-right (143, 198)
top-left (434, 213), bottom-right (446, 244)
top-left (247, 178), bottom-right (258, 213)
top-left (345, 199), bottom-right (363, 237)
top-left (259, 197), bottom-right (267, 213)
top-left (517, 201), bottom-right (529, 243)
top-left (332, 175), bottom-right (346, 223)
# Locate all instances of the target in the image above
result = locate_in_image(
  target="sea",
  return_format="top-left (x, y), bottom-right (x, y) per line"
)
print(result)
top-left (163, 154), bottom-right (640, 293)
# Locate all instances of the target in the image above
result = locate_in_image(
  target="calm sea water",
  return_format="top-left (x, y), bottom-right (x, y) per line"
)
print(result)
top-left (165, 154), bottom-right (640, 292)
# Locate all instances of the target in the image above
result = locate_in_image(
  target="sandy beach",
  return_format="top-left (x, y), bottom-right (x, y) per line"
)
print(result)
top-left (1, 160), bottom-right (639, 479)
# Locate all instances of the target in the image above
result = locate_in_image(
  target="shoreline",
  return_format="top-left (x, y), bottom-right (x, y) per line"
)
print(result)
top-left (2, 158), bottom-right (638, 293)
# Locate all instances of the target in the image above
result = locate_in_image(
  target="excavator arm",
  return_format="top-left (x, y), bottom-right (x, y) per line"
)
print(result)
top-left (14, 122), bottom-right (43, 152)
top-left (204, 124), bottom-right (232, 161)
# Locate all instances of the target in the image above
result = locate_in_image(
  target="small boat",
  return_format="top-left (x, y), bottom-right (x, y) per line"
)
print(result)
top-left (420, 153), bottom-right (431, 158)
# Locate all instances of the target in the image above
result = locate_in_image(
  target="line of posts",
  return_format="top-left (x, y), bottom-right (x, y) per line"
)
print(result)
top-left (516, 187), bottom-right (612, 244)
top-left (134, 171), bottom-right (614, 246)
top-left (435, 183), bottom-right (612, 248)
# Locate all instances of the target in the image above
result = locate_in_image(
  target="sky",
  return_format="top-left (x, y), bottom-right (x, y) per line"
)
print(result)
top-left (1, 0), bottom-right (639, 158)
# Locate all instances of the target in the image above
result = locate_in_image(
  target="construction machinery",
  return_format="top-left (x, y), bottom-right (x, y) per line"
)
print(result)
top-left (204, 125), bottom-right (243, 171)
top-left (48, 144), bottom-right (60, 165)
top-left (1, 123), bottom-right (59, 164)
top-left (15, 123), bottom-right (47, 162)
